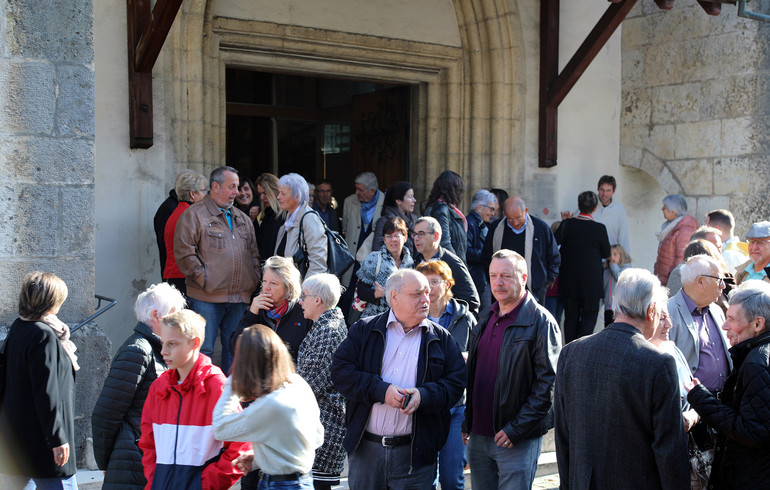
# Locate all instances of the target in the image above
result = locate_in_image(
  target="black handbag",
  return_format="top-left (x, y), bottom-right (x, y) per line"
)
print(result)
top-left (293, 210), bottom-right (355, 277)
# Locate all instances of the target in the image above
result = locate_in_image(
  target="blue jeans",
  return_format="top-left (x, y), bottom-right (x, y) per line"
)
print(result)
top-left (257, 474), bottom-right (313, 489)
top-left (434, 405), bottom-right (466, 490)
top-left (467, 433), bottom-right (542, 489)
top-left (187, 298), bottom-right (247, 374)
top-left (23, 475), bottom-right (78, 490)
top-left (348, 438), bottom-right (435, 489)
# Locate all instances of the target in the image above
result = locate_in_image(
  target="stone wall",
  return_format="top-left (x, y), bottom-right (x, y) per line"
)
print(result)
top-left (0, 0), bottom-right (101, 469)
top-left (621, 1), bottom-right (770, 232)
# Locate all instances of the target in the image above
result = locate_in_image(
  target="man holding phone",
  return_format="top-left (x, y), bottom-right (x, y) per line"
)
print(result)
top-left (331, 269), bottom-right (466, 489)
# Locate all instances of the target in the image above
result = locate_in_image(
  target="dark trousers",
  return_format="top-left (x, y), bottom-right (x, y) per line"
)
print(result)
top-left (563, 296), bottom-right (600, 343)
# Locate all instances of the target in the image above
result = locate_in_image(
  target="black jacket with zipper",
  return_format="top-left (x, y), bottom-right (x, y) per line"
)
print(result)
top-left (330, 310), bottom-right (466, 468)
top-left (463, 292), bottom-right (561, 443)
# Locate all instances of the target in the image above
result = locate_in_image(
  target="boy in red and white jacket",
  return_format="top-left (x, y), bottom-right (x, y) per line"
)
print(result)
top-left (139, 309), bottom-right (249, 490)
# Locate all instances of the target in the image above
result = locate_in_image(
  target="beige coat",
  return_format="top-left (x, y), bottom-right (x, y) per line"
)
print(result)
top-left (276, 205), bottom-right (328, 278)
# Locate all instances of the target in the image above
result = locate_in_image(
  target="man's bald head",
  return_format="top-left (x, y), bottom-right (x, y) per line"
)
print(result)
top-left (505, 197), bottom-right (528, 230)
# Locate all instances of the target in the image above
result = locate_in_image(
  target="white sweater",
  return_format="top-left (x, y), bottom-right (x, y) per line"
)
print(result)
top-left (212, 373), bottom-right (324, 475)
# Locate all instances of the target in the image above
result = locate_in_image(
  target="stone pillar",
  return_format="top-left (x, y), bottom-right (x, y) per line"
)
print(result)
top-left (621, 2), bottom-right (770, 231)
top-left (0, 0), bottom-right (102, 468)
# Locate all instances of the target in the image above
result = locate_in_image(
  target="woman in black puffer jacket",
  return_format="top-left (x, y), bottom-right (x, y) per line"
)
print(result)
top-left (91, 283), bottom-right (186, 489)
top-left (687, 280), bottom-right (770, 489)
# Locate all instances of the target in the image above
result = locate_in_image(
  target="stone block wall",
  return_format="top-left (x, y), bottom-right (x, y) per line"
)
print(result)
top-left (621, 0), bottom-right (770, 232)
top-left (0, 0), bottom-right (99, 468)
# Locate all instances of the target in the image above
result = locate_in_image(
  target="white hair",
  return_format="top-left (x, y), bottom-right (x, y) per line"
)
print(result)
top-left (302, 273), bottom-right (342, 310)
top-left (354, 172), bottom-right (378, 191)
top-left (613, 268), bottom-right (667, 320)
top-left (385, 269), bottom-right (427, 306)
top-left (680, 255), bottom-right (721, 286)
top-left (278, 173), bottom-right (310, 206)
top-left (134, 283), bottom-right (187, 324)
top-left (471, 189), bottom-right (497, 211)
top-left (729, 280), bottom-right (770, 330)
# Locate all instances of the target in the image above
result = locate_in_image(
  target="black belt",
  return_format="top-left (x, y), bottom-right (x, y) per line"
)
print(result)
top-left (260, 472), bottom-right (310, 482)
top-left (364, 431), bottom-right (412, 447)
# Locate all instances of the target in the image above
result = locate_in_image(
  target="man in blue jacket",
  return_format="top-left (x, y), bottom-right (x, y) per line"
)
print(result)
top-left (331, 269), bottom-right (466, 488)
top-left (482, 197), bottom-right (560, 304)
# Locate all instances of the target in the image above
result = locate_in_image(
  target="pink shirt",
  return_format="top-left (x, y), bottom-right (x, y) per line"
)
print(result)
top-left (366, 310), bottom-right (427, 436)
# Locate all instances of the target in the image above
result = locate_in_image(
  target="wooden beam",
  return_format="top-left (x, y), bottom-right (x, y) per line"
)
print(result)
top-left (538, 0), bottom-right (559, 168)
top-left (547, 0), bottom-right (638, 110)
top-left (135, 0), bottom-right (185, 73)
top-left (127, 0), bottom-right (153, 148)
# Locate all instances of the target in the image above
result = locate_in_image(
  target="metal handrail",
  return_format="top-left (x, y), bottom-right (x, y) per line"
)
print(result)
top-left (738, 1), bottom-right (770, 22)
top-left (71, 294), bottom-right (118, 333)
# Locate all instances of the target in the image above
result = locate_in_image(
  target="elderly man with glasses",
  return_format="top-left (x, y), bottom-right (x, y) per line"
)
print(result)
top-left (736, 221), bottom-right (770, 285)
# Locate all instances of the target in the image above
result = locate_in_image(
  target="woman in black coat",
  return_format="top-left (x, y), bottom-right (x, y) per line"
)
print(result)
top-left (555, 191), bottom-right (611, 343)
top-left (687, 281), bottom-right (770, 489)
top-left (91, 282), bottom-right (186, 489)
top-left (0, 272), bottom-right (78, 487)
top-left (372, 181), bottom-right (419, 258)
top-left (230, 256), bottom-right (312, 362)
top-left (425, 170), bottom-right (468, 263)
top-left (254, 173), bottom-right (285, 261)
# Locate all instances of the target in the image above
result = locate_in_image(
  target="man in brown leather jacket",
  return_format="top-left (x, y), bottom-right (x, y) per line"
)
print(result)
top-left (174, 166), bottom-right (260, 373)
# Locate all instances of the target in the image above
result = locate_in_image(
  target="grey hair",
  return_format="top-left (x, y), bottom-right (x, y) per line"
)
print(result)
top-left (354, 172), bottom-right (379, 191)
top-left (264, 256), bottom-right (302, 302)
top-left (301, 273), bottom-right (342, 311)
top-left (134, 282), bottom-right (187, 324)
top-left (662, 194), bottom-right (688, 218)
top-left (278, 173), bottom-right (310, 206)
top-left (728, 280), bottom-right (770, 331)
top-left (613, 268), bottom-right (667, 320)
top-left (385, 269), bottom-right (427, 306)
top-left (416, 216), bottom-right (442, 239)
top-left (175, 172), bottom-right (208, 202)
top-left (491, 249), bottom-right (527, 276)
top-left (210, 166), bottom-right (238, 187)
top-left (471, 189), bottom-right (497, 211)
top-left (680, 254), bottom-right (721, 286)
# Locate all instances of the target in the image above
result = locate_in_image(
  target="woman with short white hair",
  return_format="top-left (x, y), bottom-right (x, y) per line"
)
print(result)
top-left (275, 173), bottom-right (328, 278)
top-left (687, 280), bottom-right (770, 488)
top-left (92, 282), bottom-right (186, 489)
top-left (297, 273), bottom-right (347, 490)
top-left (654, 194), bottom-right (698, 286)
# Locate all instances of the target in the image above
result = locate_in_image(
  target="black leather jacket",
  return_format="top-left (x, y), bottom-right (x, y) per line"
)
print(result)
top-left (689, 330), bottom-right (770, 489)
top-left (427, 201), bottom-right (468, 263)
top-left (463, 292), bottom-right (561, 443)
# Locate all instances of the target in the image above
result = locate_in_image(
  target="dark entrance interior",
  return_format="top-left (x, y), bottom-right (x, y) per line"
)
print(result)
top-left (226, 68), bottom-right (411, 199)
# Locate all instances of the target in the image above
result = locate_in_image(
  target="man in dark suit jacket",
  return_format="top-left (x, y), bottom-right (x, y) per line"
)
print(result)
top-left (414, 216), bottom-right (480, 318)
top-left (554, 268), bottom-right (689, 490)
top-left (481, 197), bottom-right (560, 305)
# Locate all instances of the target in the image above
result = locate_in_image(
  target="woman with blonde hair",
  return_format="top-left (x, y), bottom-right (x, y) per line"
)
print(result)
top-left (213, 324), bottom-right (323, 490)
top-left (0, 272), bottom-right (79, 488)
top-left (231, 256), bottom-right (312, 361)
top-left (254, 173), bottom-right (285, 260)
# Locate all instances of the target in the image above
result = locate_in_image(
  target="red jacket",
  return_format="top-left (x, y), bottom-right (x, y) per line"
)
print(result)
top-left (163, 202), bottom-right (190, 279)
top-left (654, 215), bottom-right (698, 286)
top-left (139, 354), bottom-right (249, 490)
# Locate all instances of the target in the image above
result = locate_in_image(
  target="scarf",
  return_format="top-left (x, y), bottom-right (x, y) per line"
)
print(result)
top-left (448, 203), bottom-right (468, 232)
top-left (656, 216), bottom-right (684, 243)
top-left (38, 313), bottom-right (80, 371)
top-left (360, 190), bottom-right (380, 229)
top-left (266, 300), bottom-right (289, 321)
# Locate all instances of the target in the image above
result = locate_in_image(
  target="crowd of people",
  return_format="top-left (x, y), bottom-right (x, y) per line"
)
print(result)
top-left (2, 167), bottom-right (770, 490)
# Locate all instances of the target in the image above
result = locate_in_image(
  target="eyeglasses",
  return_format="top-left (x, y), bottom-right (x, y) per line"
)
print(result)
top-left (299, 293), bottom-right (316, 302)
top-left (748, 239), bottom-right (770, 246)
top-left (415, 231), bottom-right (430, 238)
top-left (384, 233), bottom-right (404, 240)
top-left (428, 279), bottom-right (445, 287)
top-left (700, 274), bottom-right (725, 286)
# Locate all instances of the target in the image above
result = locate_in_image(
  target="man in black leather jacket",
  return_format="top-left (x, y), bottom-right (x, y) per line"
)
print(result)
top-left (462, 249), bottom-right (561, 489)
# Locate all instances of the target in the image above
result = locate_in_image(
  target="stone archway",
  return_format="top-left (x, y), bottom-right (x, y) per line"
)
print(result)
top-left (162, 0), bottom-right (528, 199)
